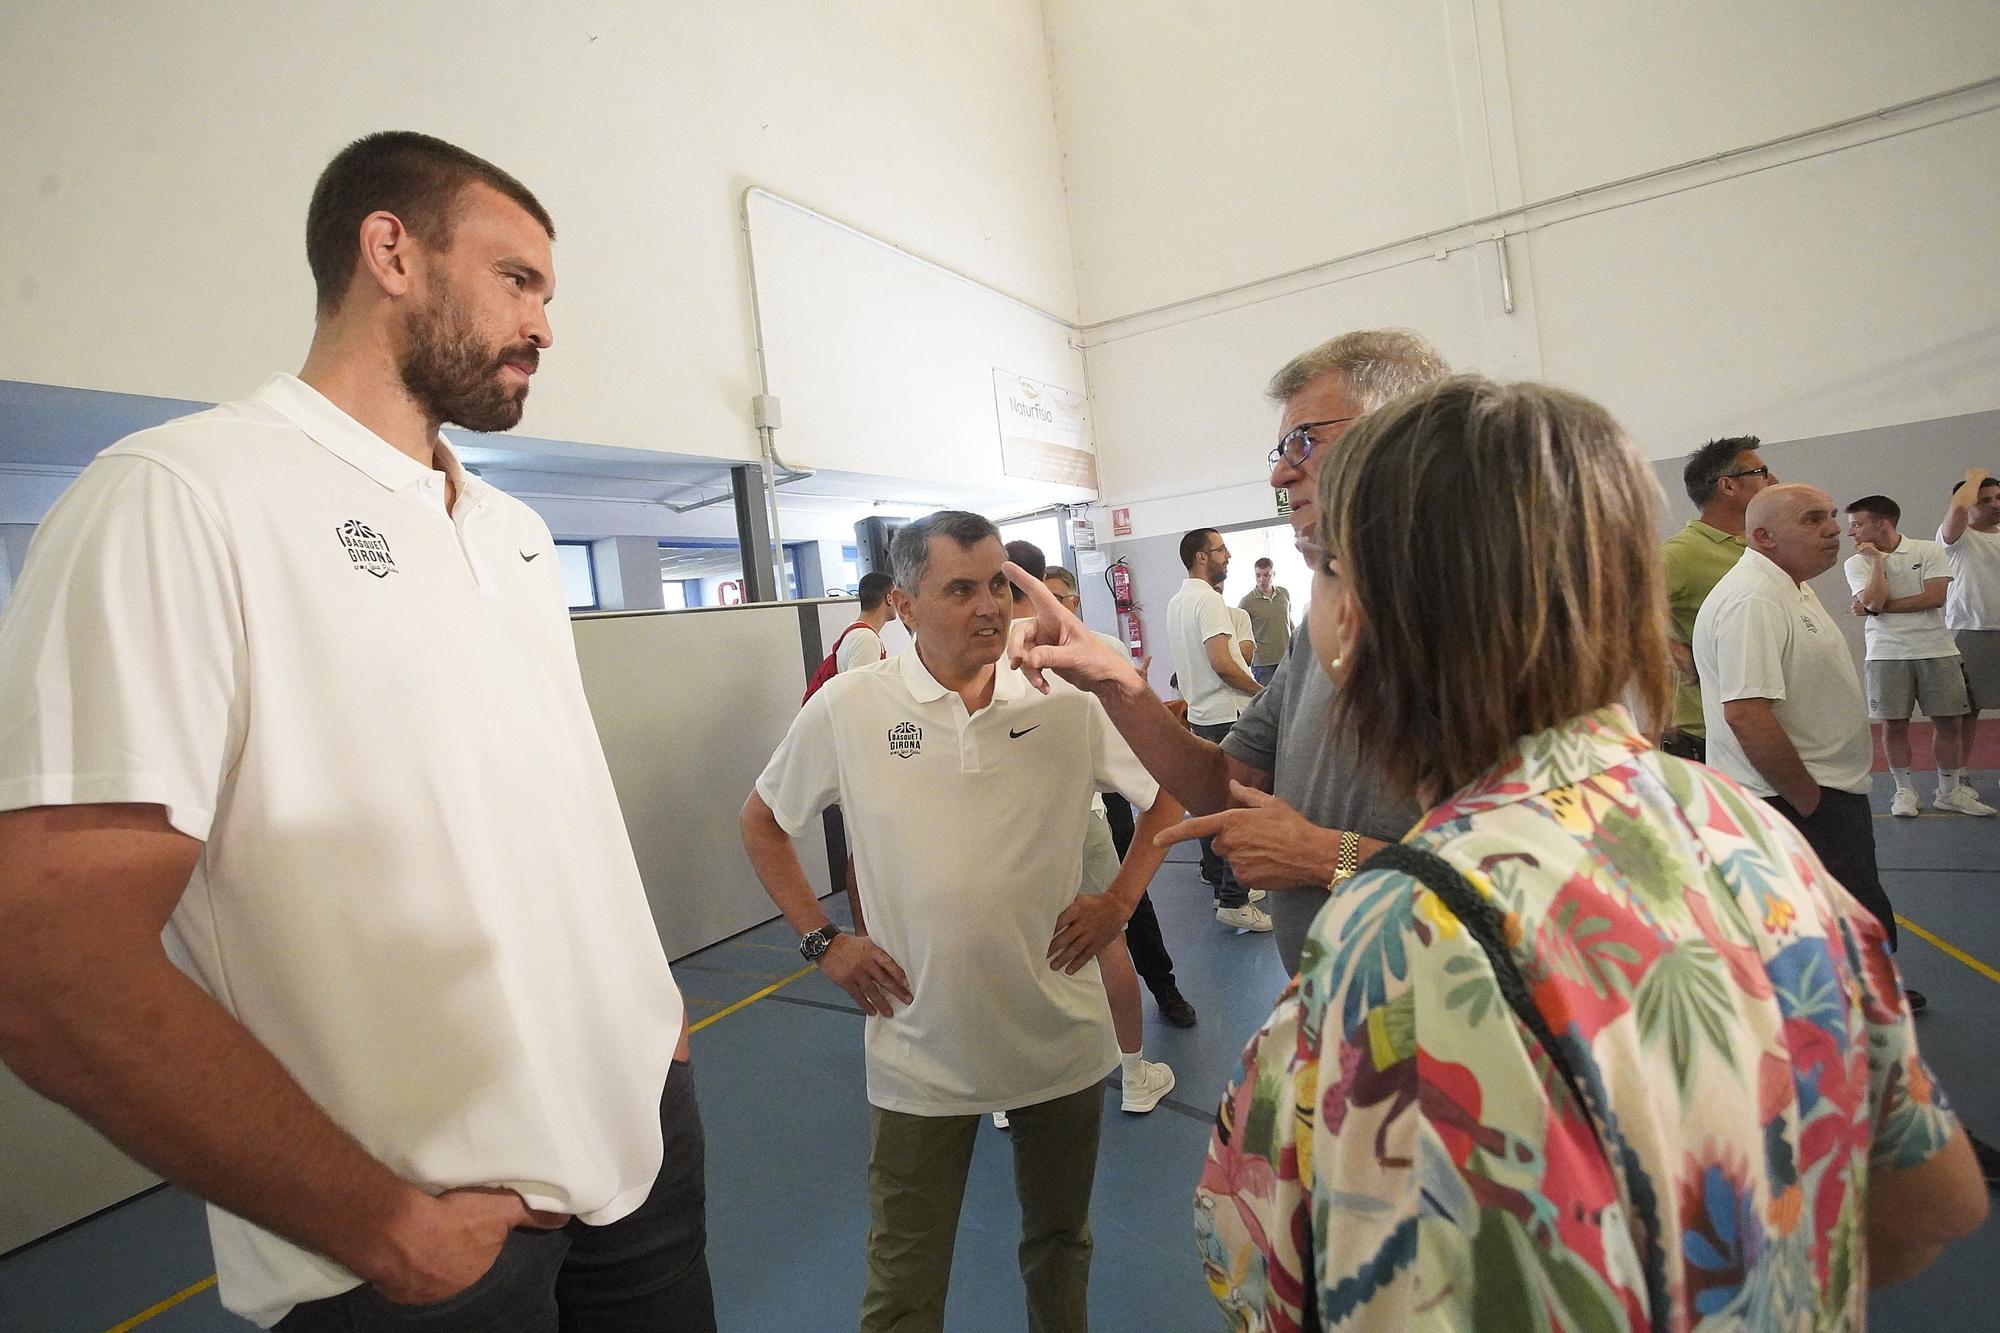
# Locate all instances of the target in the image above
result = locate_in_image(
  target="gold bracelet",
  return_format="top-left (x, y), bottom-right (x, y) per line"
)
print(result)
top-left (1328, 830), bottom-right (1362, 889)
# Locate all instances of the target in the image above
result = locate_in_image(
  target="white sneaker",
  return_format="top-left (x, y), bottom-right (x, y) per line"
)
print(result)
top-left (992, 1110), bottom-right (1010, 1129)
top-left (1247, 889), bottom-right (1268, 903)
top-left (1216, 904), bottom-right (1273, 932)
top-left (1934, 785), bottom-right (1997, 817)
top-left (1120, 1059), bottom-right (1175, 1114)
top-left (1890, 787), bottom-right (1920, 818)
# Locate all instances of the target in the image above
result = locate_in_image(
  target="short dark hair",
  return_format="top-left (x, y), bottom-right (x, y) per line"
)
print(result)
top-left (1845, 494), bottom-right (1900, 525)
top-left (857, 571), bottom-right (894, 611)
top-left (1004, 539), bottom-right (1046, 601)
top-left (1179, 528), bottom-right (1219, 570)
top-left (306, 131), bottom-right (554, 314)
top-left (1254, 557), bottom-right (1274, 571)
top-left (890, 510), bottom-right (1001, 593)
top-left (1682, 435), bottom-right (1762, 507)
top-left (1951, 474), bottom-right (2000, 496)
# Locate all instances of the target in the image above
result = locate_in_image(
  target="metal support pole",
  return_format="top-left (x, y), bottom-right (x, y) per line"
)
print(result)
top-left (731, 463), bottom-right (778, 602)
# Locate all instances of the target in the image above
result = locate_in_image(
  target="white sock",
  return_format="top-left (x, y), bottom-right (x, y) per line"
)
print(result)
top-left (1947, 767), bottom-right (1967, 791)
top-left (1120, 1051), bottom-right (1145, 1081)
top-left (1891, 766), bottom-right (1913, 792)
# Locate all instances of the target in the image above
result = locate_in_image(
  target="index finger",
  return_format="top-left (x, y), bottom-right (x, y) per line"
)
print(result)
top-left (1001, 560), bottom-right (1071, 623)
top-left (1154, 813), bottom-right (1228, 847)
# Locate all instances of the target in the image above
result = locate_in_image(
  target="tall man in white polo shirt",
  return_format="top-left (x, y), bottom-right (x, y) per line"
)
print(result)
top-left (1695, 484), bottom-right (1914, 1001)
top-left (740, 511), bottom-right (1179, 1333)
top-left (1842, 493), bottom-right (1990, 817)
top-left (1166, 528), bottom-right (1270, 933)
top-left (0, 133), bottom-right (708, 1330)
top-left (1940, 467), bottom-right (2000, 796)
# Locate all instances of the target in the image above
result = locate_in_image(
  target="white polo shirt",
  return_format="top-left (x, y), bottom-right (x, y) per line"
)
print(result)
top-left (755, 648), bottom-right (1158, 1115)
top-left (1693, 549), bottom-right (1873, 796)
top-left (835, 621), bottom-right (887, 673)
top-left (1939, 523), bottom-right (2000, 631)
top-left (1167, 577), bottom-right (1244, 725)
top-left (1841, 538), bottom-right (1956, 660)
top-left (0, 375), bottom-right (683, 1327)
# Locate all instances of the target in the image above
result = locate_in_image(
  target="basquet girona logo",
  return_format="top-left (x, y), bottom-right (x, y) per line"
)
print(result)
top-left (888, 722), bottom-right (922, 759)
top-left (336, 520), bottom-right (398, 578)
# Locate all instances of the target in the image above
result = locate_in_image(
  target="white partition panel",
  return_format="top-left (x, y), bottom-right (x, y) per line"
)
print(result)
top-left (571, 604), bottom-right (831, 961)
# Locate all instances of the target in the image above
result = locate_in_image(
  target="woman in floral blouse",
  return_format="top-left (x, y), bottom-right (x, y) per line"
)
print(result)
top-left (1195, 376), bottom-right (1987, 1329)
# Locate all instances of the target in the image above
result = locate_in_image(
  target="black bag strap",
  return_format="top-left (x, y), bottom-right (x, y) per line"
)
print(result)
top-left (1363, 842), bottom-right (1670, 1332)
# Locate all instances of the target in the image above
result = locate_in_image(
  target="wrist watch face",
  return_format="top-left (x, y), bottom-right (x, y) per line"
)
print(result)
top-left (800, 926), bottom-right (835, 960)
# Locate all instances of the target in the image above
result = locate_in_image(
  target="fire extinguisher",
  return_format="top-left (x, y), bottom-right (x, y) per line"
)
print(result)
top-left (1106, 559), bottom-right (1145, 663)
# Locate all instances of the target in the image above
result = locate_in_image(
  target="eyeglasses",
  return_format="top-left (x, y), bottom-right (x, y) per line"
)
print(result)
top-left (1268, 417), bottom-right (1358, 471)
top-left (1724, 466), bottom-right (1772, 481)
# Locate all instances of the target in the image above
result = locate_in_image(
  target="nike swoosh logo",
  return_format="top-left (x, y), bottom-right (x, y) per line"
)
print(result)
top-left (1009, 726), bottom-right (1040, 739)
top-left (521, 551), bottom-right (540, 562)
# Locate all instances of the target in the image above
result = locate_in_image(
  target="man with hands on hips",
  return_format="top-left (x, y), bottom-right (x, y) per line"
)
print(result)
top-left (740, 510), bottom-right (1179, 1333)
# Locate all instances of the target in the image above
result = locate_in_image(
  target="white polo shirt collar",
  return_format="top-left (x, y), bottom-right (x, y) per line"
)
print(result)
top-left (251, 372), bottom-right (491, 507)
top-left (899, 641), bottom-right (1027, 709)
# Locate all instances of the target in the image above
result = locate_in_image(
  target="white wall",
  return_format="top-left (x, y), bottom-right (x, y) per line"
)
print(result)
top-left (0, 1), bottom-right (1078, 475)
top-left (1046, 0), bottom-right (2000, 539)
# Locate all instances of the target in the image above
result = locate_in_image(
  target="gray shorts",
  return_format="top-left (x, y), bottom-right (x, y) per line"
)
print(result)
top-left (1958, 629), bottom-right (2000, 711)
top-left (1865, 656), bottom-right (1970, 721)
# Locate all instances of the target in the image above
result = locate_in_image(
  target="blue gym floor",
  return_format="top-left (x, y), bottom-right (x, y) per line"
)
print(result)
top-left (1, 773), bottom-right (1994, 1331)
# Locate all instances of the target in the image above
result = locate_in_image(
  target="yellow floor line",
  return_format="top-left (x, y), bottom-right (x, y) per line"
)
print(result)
top-left (100, 966), bottom-right (816, 1330)
top-left (688, 962), bottom-right (818, 1033)
top-left (1897, 914), bottom-right (2000, 985)
top-left (102, 1274), bottom-right (217, 1332)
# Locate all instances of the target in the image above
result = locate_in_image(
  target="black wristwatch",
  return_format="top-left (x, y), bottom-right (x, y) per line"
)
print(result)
top-left (799, 923), bottom-right (843, 962)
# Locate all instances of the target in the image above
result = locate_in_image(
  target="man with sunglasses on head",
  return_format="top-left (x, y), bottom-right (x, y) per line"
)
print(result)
top-left (1009, 330), bottom-right (1449, 977)
top-left (1660, 437), bottom-right (1777, 761)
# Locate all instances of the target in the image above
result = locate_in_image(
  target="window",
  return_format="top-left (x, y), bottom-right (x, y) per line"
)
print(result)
top-left (997, 514), bottom-right (1066, 572)
top-left (556, 541), bottom-right (597, 610)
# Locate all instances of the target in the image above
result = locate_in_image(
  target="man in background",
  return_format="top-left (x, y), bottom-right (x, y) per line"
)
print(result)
top-left (1696, 484), bottom-right (1920, 1011)
top-left (1166, 529), bottom-right (1269, 933)
top-left (837, 571), bottom-right (899, 673)
top-left (1843, 495), bottom-right (1989, 817)
top-left (1940, 467), bottom-right (2000, 799)
top-left (1046, 563), bottom-right (1196, 1029)
top-left (1237, 557), bottom-right (1292, 685)
top-left (1660, 436), bottom-right (1776, 761)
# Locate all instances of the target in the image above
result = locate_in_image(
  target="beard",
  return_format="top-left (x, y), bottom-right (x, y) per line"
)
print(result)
top-left (397, 288), bottom-right (536, 433)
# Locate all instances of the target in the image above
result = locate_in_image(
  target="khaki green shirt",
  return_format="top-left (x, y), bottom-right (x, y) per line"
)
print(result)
top-left (1662, 518), bottom-right (1746, 735)
top-left (1237, 587), bottom-right (1293, 666)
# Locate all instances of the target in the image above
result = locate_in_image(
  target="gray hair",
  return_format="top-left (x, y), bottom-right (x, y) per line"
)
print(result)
top-left (1265, 328), bottom-right (1449, 410)
top-left (890, 510), bottom-right (1001, 593)
top-left (1043, 565), bottom-right (1078, 591)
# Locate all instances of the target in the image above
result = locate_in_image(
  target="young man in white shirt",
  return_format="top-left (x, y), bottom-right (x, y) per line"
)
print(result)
top-left (1696, 484), bottom-right (1920, 1009)
top-left (0, 133), bottom-right (708, 1329)
top-left (1045, 565), bottom-right (1196, 1030)
top-left (1165, 528), bottom-right (1270, 932)
top-left (741, 512), bottom-right (1181, 1333)
top-left (836, 571), bottom-right (899, 673)
top-left (1844, 494), bottom-right (1991, 817)
top-left (1940, 467), bottom-right (2000, 797)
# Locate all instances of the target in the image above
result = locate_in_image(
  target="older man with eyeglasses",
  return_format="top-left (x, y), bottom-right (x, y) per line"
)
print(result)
top-left (1009, 329), bottom-right (1450, 976)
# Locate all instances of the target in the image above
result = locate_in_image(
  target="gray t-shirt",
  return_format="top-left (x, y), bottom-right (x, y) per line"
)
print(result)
top-left (1219, 623), bottom-right (1423, 974)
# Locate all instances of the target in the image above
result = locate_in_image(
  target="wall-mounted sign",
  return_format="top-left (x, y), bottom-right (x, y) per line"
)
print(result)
top-left (1275, 487), bottom-right (1291, 518)
top-left (1069, 517), bottom-right (1096, 551)
top-left (993, 369), bottom-right (1093, 489)
top-left (1109, 505), bottom-right (1133, 537)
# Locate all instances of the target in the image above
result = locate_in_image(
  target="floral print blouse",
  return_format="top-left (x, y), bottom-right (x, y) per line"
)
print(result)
top-left (1196, 707), bottom-right (1957, 1330)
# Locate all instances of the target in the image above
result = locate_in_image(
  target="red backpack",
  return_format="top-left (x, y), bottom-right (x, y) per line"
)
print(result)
top-left (803, 621), bottom-right (882, 703)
